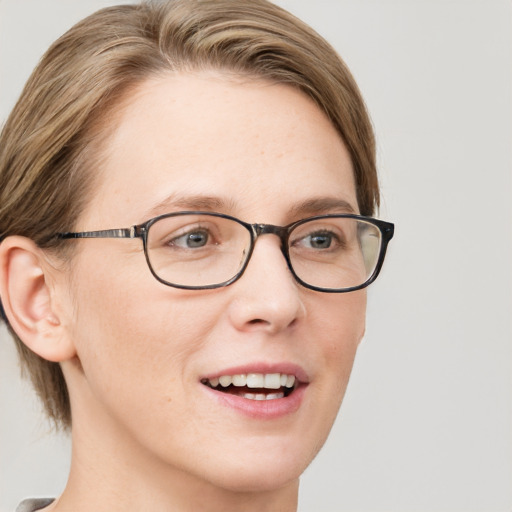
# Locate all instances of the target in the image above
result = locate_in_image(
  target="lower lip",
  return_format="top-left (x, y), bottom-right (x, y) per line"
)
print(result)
top-left (202, 384), bottom-right (307, 419)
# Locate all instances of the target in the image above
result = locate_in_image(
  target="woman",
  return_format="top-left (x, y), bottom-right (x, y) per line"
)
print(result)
top-left (0, 1), bottom-right (393, 511)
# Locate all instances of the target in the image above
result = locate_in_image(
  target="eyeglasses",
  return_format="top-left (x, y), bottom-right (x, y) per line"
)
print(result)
top-left (57, 211), bottom-right (394, 292)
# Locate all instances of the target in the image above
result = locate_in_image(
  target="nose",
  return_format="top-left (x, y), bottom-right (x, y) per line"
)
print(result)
top-left (227, 235), bottom-right (306, 334)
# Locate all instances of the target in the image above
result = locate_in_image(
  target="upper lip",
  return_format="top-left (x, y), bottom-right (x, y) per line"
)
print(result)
top-left (201, 362), bottom-right (309, 384)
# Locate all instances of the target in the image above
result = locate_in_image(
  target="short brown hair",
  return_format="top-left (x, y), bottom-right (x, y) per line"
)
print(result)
top-left (0, 0), bottom-right (378, 428)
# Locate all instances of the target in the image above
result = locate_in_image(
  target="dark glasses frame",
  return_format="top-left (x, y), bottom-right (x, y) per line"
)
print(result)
top-left (57, 211), bottom-right (394, 293)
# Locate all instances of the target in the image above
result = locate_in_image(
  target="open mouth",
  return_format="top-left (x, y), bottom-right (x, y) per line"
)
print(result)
top-left (201, 373), bottom-right (297, 401)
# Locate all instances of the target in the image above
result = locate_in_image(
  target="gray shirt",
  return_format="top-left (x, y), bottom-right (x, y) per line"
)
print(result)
top-left (15, 498), bottom-right (55, 512)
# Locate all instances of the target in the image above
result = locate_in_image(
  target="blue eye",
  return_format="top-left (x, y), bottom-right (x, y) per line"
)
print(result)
top-left (307, 232), bottom-right (333, 249)
top-left (290, 226), bottom-right (347, 255)
top-left (171, 229), bottom-right (210, 248)
top-left (296, 231), bottom-right (338, 250)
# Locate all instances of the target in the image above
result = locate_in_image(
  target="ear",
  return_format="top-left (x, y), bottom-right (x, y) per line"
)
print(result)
top-left (0, 236), bottom-right (76, 362)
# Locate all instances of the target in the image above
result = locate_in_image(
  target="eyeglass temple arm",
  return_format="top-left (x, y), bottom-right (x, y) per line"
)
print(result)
top-left (57, 226), bottom-right (139, 239)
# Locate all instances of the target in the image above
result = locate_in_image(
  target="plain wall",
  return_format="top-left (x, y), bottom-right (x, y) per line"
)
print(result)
top-left (1, 1), bottom-right (511, 511)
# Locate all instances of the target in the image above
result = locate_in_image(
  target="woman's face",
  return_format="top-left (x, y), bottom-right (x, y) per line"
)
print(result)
top-left (61, 72), bottom-right (367, 492)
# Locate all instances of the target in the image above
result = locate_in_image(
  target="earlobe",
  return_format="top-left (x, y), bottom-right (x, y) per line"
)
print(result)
top-left (0, 236), bottom-right (76, 362)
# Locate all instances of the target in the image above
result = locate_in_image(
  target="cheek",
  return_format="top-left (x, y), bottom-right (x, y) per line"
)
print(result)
top-left (65, 250), bottom-right (219, 411)
top-left (318, 289), bottom-right (366, 364)
top-left (334, 293), bottom-right (365, 391)
top-left (309, 291), bottom-right (366, 418)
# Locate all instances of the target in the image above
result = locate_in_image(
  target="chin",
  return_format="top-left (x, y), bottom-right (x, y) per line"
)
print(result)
top-left (207, 460), bottom-right (304, 494)
top-left (192, 436), bottom-right (322, 494)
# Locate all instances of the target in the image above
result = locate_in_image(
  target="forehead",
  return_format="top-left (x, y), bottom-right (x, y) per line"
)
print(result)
top-left (80, 72), bottom-right (357, 227)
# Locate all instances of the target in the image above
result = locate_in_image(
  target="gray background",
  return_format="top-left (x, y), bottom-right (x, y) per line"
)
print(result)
top-left (1, 1), bottom-right (511, 511)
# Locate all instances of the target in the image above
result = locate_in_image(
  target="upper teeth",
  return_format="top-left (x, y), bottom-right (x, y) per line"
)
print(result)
top-left (208, 373), bottom-right (295, 389)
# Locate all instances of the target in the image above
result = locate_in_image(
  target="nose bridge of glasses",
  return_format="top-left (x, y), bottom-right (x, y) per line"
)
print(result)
top-left (253, 223), bottom-right (286, 235)
top-left (252, 223), bottom-right (288, 246)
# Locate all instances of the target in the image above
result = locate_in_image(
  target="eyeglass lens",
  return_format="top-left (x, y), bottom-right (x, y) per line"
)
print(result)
top-left (145, 214), bottom-right (382, 290)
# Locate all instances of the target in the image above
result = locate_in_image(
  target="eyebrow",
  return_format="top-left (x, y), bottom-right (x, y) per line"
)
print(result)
top-left (287, 197), bottom-right (357, 217)
top-left (143, 194), bottom-right (357, 221)
top-left (143, 193), bottom-right (237, 219)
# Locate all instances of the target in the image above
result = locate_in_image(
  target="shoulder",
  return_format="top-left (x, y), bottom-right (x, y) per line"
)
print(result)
top-left (15, 498), bottom-right (55, 512)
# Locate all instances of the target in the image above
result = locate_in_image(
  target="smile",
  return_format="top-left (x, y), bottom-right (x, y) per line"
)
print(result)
top-left (201, 373), bottom-right (297, 401)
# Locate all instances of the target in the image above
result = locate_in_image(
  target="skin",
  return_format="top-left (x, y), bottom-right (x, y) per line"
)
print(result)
top-left (22, 72), bottom-right (367, 511)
